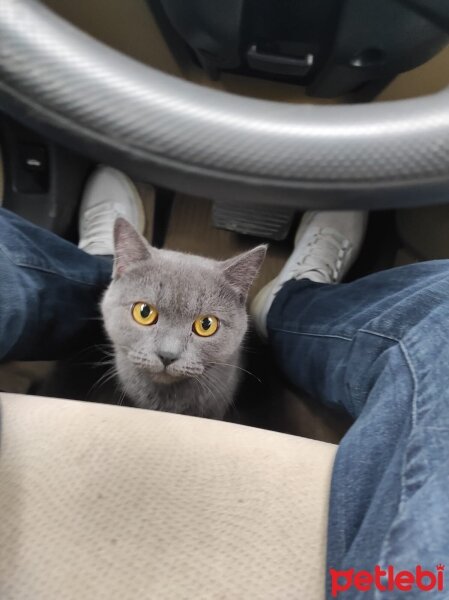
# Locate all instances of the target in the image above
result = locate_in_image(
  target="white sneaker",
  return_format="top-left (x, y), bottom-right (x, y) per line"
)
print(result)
top-left (78, 166), bottom-right (146, 255)
top-left (250, 211), bottom-right (368, 338)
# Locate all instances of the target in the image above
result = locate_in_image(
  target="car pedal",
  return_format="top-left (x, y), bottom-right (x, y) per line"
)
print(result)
top-left (212, 201), bottom-right (295, 240)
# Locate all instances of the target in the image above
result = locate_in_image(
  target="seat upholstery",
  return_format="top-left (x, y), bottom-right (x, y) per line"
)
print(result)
top-left (0, 393), bottom-right (336, 599)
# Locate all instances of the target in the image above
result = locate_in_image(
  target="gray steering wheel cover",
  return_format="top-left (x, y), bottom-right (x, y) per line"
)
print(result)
top-left (0, 0), bottom-right (449, 208)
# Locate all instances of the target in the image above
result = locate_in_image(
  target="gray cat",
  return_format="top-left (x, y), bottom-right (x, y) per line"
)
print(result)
top-left (101, 218), bottom-right (266, 419)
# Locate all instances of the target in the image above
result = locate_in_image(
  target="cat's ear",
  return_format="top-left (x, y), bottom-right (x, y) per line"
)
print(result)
top-left (221, 245), bottom-right (267, 299)
top-left (113, 217), bottom-right (151, 278)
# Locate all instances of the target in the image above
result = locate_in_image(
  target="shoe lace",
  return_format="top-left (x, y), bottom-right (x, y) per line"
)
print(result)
top-left (289, 227), bottom-right (352, 283)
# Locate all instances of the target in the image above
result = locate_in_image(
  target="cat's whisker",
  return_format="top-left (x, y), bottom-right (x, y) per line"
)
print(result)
top-left (201, 370), bottom-right (229, 409)
top-left (238, 342), bottom-right (264, 354)
top-left (76, 354), bottom-right (117, 368)
top-left (206, 361), bottom-right (262, 384)
top-left (191, 375), bottom-right (201, 396)
top-left (79, 316), bottom-right (105, 322)
top-left (71, 343), bottom-right (131, 370)
top-left (86, 365), bottom-right (119, 399)
top-left (193, 375), bottom-right (210, 409)
top-left (93, 368), bottom-right (119, 389)
top-left (88, 358), bottom-right (117, 368)
top-left (63, 345), bottom-right (130, 376)
top-left (195, 373), bottom-right (220, 415)
top-left (58, 342), bottom-right (115, 366)
top-left (117, 387), bottom-right (126, 407)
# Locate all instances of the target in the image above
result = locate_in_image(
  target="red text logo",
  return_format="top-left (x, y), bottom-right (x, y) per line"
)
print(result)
top-left (330, 564), bottom-right (445, 597)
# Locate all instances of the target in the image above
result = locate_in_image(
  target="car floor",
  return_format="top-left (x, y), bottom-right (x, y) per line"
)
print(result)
top-left (0, 185), bottom-right (403, 444)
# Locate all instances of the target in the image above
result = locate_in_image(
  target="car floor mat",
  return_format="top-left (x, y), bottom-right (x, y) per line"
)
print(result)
top-left (163, 194), bottom-right (290, 303)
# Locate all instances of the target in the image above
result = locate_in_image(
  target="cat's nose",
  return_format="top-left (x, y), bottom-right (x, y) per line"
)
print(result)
top-left (157, 351), bottom-right (178, 367)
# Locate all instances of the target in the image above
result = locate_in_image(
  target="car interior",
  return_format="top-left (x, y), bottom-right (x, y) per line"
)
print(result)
top-left (1, 1), bottom-right (449, 598)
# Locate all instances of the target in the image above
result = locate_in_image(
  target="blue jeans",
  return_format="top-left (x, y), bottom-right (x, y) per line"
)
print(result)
top-left (0, 208), bottom-right (111, 362)
top-left (268, 269), bottom-right (449, 599)
top-left (1, 208), bottom-right (447, 598)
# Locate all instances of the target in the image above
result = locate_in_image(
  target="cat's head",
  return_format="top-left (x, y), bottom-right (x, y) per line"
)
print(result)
top-left (101, 218), bottom-right (266, 385)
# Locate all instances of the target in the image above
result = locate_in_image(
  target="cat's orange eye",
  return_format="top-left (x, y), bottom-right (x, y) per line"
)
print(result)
top-left (132, 302), bottom-right (158, 326)
top-left (193, 315), bottom-right (219, 337)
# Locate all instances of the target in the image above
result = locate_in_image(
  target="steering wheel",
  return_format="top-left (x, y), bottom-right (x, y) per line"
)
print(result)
top-left (1, 0), bottom-right (449, 209)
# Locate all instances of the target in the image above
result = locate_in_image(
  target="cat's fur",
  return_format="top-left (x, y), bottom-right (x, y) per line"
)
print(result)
top-left (101, 218), bottom-right (266, 419)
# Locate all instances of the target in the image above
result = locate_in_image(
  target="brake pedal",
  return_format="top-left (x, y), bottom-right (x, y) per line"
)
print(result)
top-left (212, 201), bottom-right (295, 241)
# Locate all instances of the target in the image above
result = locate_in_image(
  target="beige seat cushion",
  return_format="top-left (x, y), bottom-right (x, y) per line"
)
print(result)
top-left (0, 393), bottom-right (336, 600)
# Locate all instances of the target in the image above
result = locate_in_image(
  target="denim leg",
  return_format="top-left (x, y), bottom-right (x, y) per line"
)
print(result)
top-left (267, 262), bottom-right (449, 598)
top-left (0, 208), bottom-right (112, 362)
